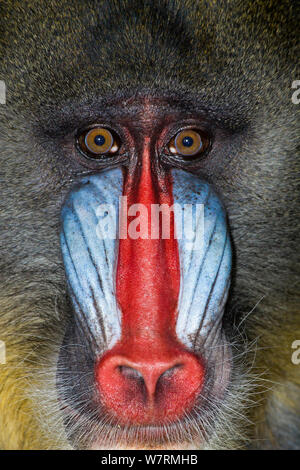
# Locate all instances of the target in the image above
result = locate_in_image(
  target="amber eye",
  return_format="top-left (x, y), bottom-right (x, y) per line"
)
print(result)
top-left (77, 127), bottom-right (120, 158)
top-left (168, 129), bottom-right (209, 158)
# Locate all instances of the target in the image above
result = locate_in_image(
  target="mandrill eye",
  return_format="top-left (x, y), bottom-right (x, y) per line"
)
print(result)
top-left (77, 127), bottom-right (120, 159)
top-left (168, 129), bottom-right (210, 159)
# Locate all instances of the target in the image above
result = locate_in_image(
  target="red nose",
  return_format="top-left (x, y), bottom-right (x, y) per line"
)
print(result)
top-left (95, 143), bottom-right (204, 424)
top-left (96, 343), bottom-right (204, 424)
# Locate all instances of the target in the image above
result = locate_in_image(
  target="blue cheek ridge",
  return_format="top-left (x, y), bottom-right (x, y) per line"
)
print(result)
top-left (60, 168), bottom-right (123, 348)
top-left (172, 169), bottom-right (232, 345)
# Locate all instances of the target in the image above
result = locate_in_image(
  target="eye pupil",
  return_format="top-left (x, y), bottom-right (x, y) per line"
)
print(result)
top-left (79, 127), bottom-right (118, 158)
top-left (94, 134), bottom-right (106, 146)
top-left (172, 129), bottom-right (209, 158)
top-left (182, 136), bottom-right (194, 147)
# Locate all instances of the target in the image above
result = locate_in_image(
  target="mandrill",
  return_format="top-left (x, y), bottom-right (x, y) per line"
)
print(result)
top-left (0, 0), bottom-right (299, 450)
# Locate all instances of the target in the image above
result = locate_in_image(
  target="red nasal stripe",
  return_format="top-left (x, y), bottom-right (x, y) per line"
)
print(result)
top-left (96, 141), bottom-right (205, 424)
top-left (116, 144), bottom-right (180, 355)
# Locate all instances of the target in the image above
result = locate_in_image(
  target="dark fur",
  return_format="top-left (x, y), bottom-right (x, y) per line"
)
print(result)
top-left (0, 0), bottom-right (299, 449)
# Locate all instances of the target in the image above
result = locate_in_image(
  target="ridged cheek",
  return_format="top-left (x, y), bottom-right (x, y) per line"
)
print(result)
top-left (172, 169), bottom-right (232, 347)
top-left (60, 168), bottom-right (124, 349)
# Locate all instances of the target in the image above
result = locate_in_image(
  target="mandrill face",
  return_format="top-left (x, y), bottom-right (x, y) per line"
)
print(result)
top-left (1, 0), bottom-right (298, 452)
top-left (57, 100), bottom-right (233, 449)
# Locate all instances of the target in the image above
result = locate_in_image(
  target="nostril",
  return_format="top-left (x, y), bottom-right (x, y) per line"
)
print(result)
top-left (96, 350), bottom-right (204, 425)
top-left (158, 363), bottom-right (183, 379)
top-left (117, 363), bottom-right (185, 398)
top-left (118, 365), bottom-right (144, 381)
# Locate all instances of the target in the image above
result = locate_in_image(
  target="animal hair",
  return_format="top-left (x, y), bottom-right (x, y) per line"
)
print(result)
top-left (0, 0), bottom-right (299, 449)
